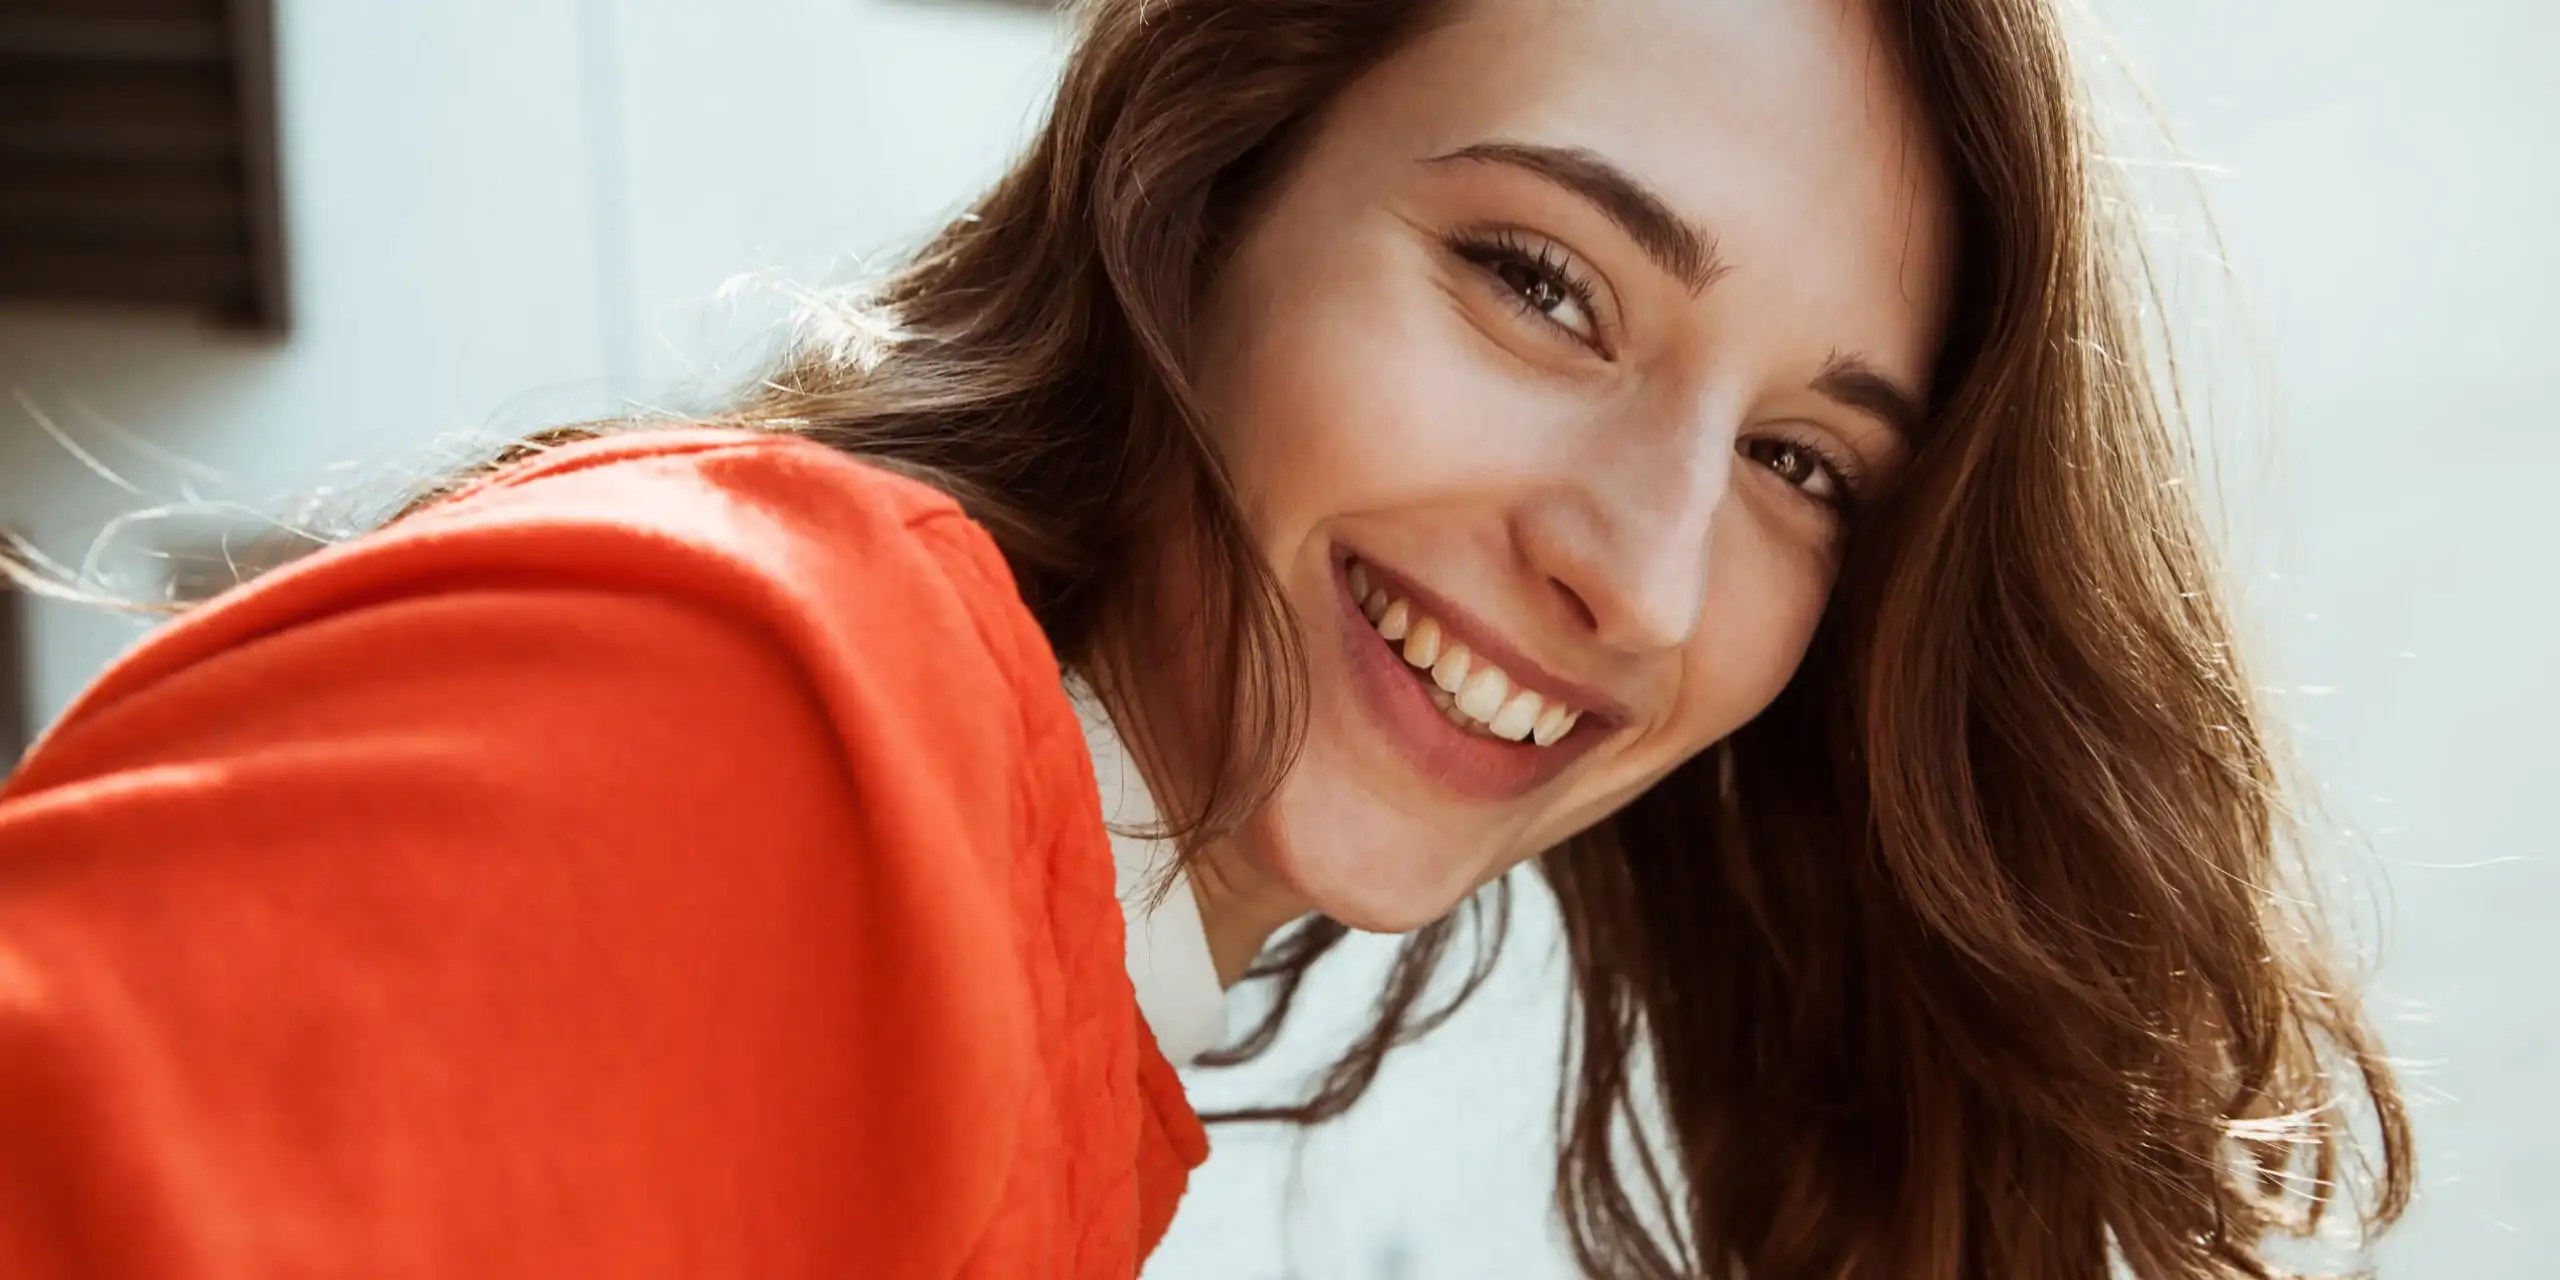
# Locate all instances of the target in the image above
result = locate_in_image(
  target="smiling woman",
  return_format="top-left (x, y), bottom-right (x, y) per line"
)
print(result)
top-left (1177, 0), bottom-right (1954, 938)
top-left (0, 1), bottom-right (2409, 1278)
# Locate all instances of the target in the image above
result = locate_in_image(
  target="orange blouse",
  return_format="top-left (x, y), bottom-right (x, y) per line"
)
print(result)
top-left (0, 430), bottom-right (1207, 1278)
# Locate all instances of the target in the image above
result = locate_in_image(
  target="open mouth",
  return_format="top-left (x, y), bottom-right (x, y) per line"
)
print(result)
top-left (1330, 551), bottom-right (1611, 802)
top-left (1331, 546), bottom-right (1625, 793)
top-left (1348, 560), bottom-right (1587, 747)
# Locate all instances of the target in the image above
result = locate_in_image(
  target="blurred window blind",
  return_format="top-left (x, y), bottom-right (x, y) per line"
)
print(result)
top-left (0, 0), bottom-right (287, 330)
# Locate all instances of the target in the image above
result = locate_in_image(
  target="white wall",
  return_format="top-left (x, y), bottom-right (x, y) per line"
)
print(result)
top-left (1, 1), bottom-right (2551, 1275)
top-left (0, 0), bottom-right (1066, 723)
top-left (0, 0), bottom-right (616, 720)
top-left (2128, 2), bottom-right (2560, 1270)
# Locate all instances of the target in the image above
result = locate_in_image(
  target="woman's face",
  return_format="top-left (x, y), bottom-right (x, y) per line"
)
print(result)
top-left (1190, 0), bottom-right (1954, 932)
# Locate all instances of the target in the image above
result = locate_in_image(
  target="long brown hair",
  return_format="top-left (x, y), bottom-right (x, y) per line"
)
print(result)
top-left (336, 0), bottom-right (2411, 1273)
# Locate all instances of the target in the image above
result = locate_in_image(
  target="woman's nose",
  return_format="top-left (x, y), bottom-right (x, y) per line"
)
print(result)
top-left (1512, 410), bottom-right (1736, 654)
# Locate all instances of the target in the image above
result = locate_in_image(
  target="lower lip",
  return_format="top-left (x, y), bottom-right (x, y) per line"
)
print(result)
top-left (1331, 554), bottom-right (1600, 803)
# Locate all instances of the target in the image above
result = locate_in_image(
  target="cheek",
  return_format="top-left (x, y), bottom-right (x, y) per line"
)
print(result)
top-left (1665, 514), bottom-right (1835, 747)
top-left (1204, 245), bottom-right (1566, 546)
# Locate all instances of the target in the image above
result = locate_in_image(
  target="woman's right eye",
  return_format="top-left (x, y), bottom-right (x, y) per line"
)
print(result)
top-left (1448, 229), bottom-right (1610, 354)
top-left (1489, 259), bottom-right (1597, 339)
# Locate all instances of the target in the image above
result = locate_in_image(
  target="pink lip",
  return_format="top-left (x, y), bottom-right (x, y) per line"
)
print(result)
top-left (1330, 550), bottom-right (1615, 803)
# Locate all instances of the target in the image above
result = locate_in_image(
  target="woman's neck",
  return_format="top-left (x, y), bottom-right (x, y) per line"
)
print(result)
top-left (1071, 665), bottom-right (1306, 988)
top-left (1185, 837), bottom-right (1307, 988)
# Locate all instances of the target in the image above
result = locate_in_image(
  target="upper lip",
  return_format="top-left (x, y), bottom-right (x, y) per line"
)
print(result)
top-left (1344, 550), bottom-right (1632, 729)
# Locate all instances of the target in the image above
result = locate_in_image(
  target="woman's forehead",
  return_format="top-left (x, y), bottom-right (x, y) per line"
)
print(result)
top-left (1375, 0), bottom-right (1920, 137)
top-left (1325, 0), bottom-right (1954, 375)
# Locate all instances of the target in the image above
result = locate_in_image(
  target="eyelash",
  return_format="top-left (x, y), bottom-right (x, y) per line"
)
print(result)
top-left (1445, 227), bottom-right (1610, 353)
top-left (1741, 434), bottom-right (1866, 515)
top-left (1445, 226), bottom-right (1866, 515)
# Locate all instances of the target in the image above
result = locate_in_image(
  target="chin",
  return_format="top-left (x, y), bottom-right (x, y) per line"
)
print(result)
top-left (1239, 773), bottom-right (1498, 935)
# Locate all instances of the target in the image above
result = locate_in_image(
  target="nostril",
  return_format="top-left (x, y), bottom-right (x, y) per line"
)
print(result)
top-left (1548, 576), bottom-right (1599, 635)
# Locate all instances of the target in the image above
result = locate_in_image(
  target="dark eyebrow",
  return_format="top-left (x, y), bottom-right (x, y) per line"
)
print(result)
top-left (1813, 351), bottom-right (1927, 443)
top-left (1428, 141), bottom-right (1727, 293)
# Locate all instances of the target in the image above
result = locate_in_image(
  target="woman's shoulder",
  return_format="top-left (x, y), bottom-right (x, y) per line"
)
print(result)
top-left (419, 425), bottom-right (998, 597)
top-left (0, 434), bottom-right (1103, 1276)
top-left (323, 425), bottom-right (1043, 678)
top-left (433, 423), bottom-right (1072, 729)
top-left (32, 426), bottom-right (1077, 804)
top-left (435, 425), bottom-right (962, 528)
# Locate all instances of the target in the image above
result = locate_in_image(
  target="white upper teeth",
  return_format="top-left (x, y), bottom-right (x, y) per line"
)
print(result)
top-left (1352, 568), bottom-right (1583, 747)
top-left (1430, 643), bottom-right (1471, 694)
top-left (1376, 599), bottom-right (1411, 641)
top-left (1455, 665), bottom-right (1509, 721)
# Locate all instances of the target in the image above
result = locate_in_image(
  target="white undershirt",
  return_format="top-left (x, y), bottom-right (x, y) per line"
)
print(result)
top-left (1069, 680), bottom-right (1230, 1065)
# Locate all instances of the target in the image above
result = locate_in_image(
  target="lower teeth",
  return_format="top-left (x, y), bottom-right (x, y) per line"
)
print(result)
top-left (1426, 683), bottom-right (1500, 738)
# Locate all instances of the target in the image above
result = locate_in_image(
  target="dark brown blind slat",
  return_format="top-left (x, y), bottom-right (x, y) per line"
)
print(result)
top-left (0, 246), bottom-right (251, 302)
top-left (0, 119), bottom-right (239, 161)
top-left (0, 61), bottom-right (232, 118)
top-left (0, 15), bottom-right (228, 62)
top-left (0, 167), bottom-right (244, 241)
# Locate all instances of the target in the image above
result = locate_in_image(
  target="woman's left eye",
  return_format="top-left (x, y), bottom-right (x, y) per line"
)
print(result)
top-left (1739, 436), bottom-right (1851, 507)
